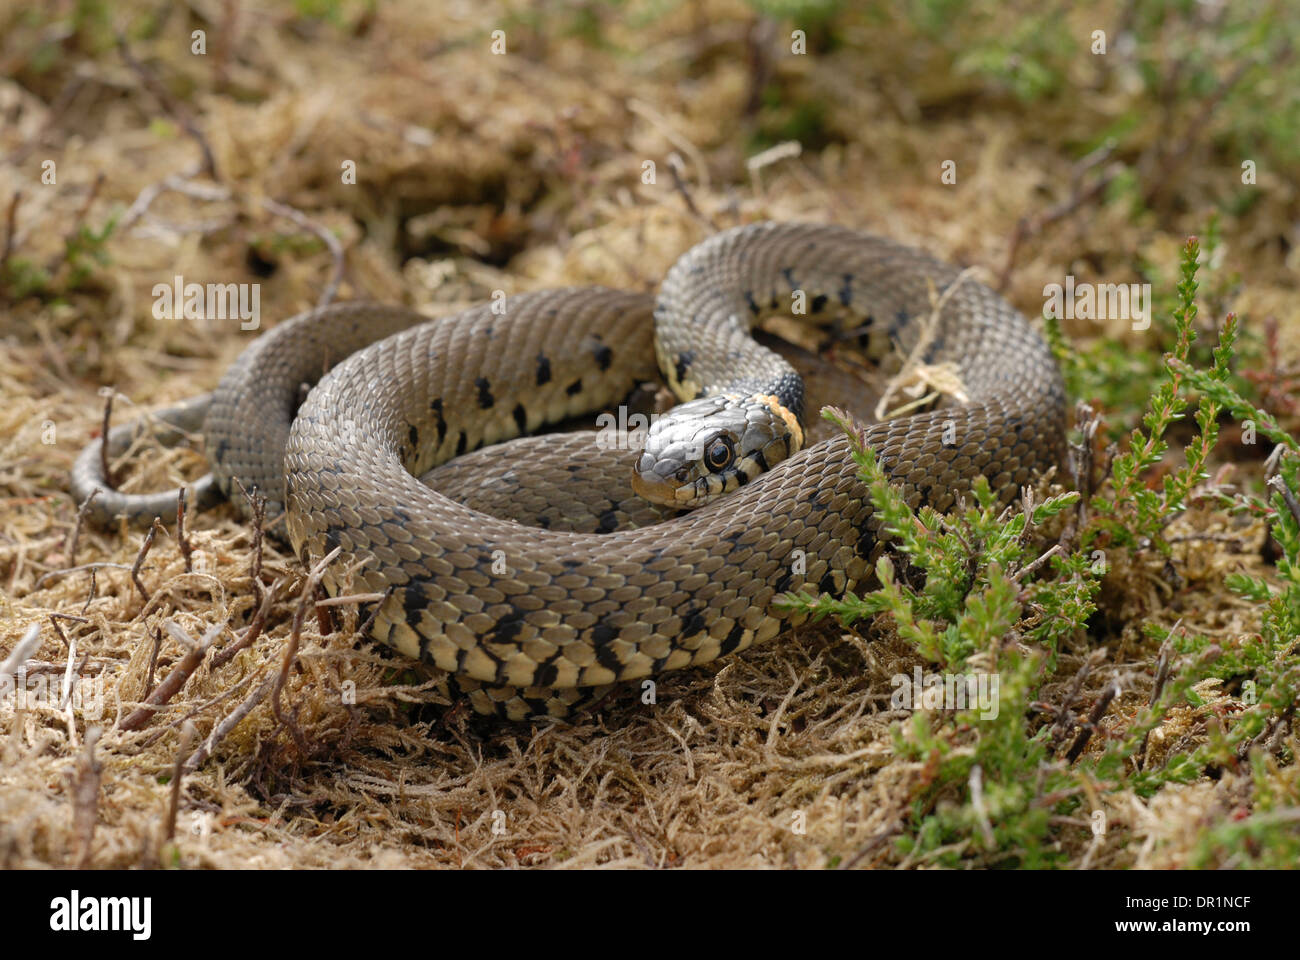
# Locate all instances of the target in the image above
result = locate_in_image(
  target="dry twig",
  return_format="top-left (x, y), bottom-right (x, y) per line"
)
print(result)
top-left (71, 726), bottom-right (102, 869)
top-left (164, 722), bottom-right (198, 846)
top-left (129, 518), bottom-right (168, 603)
top-left (66, 489), bottom-right (100, 566)
top-left (117, 34), bottom-right (218, 178)
top-left (1135, 636), bottom-right (1176, 771)
top-left (120, 620), bottom-right (227, 731)
top-left (997, 143), bottom-right (1122, 292)
top-left (262, 198), bottom-right (345, 308)
top-left (1065, 682), bottom-right (1121, 763)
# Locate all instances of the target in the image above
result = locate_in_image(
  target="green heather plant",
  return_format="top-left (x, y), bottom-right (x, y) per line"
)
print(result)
top-left (780, 232), bottom-right (1300, 866)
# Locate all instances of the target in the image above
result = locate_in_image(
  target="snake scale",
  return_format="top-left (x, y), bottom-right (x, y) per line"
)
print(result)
top-left (72, 221), bottom-right (1066, 720)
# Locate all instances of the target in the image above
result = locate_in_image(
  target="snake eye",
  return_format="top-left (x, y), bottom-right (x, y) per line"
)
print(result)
top-left (704, 436), bottom-right (734, 473)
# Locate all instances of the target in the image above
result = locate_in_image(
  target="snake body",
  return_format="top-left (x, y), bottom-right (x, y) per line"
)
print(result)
top-left (72, 222), bottom-right (1065, 719)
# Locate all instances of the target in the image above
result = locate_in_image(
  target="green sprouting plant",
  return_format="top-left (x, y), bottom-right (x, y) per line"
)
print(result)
top-left (248, 229), bottom-right (328, 259)
top-left (293, 0), bottom-right (348, 26)
top-left (1187, 749), bottom-right (1300, 869)
top-left (951, 8), bottom-right (1075, 101)
top-left (1075, 238), bottom-right (1299, 853)
top-left (1083, 236), bottom-right (1227, 553)
top-left (1045, 215), bottom-right (1258, 443)
top-left (62, 214), bottom-right (118, 290)
top-left (775, 411), bottom-right (1098, 865)
top-left (779, 228), bottom-right (1298, 865)
top-left (1126, 1), bottom-right (1300, 174)
top-left (889, 648), bottom-right (1067, 867)
top-left (0, 211), bottom-right (118, 302)
top-left (1149, 438), bottom-right (1300, 693)
top-left (778, 408), bottom-right (1091, 671)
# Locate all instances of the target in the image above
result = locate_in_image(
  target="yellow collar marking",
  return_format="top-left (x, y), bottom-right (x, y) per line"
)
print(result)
top-left (751, 393), bottom-right (804, 451)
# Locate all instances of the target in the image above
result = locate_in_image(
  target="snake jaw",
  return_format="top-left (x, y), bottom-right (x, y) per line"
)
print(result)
top-left (631, 393), bottom-right (801, 508)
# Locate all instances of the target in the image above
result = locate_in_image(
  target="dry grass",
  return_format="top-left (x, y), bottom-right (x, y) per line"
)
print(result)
top-left (1, 0), bottom-right (1296, 869)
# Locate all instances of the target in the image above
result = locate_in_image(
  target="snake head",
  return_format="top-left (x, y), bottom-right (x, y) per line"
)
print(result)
top-left (631, 393), bottom-right (803, 508)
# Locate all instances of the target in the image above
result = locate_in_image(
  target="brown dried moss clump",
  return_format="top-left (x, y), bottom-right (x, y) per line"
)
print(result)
top-left (1, 0), bottom-right (1297, 869)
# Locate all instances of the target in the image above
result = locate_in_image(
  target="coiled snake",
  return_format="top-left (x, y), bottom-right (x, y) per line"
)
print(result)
top-left (72, 222), bottom-right (1066, 719)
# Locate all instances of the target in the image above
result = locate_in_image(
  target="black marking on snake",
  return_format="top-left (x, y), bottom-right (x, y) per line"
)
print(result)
top-left (782, 267), bottom-right (797, 290)
top-left (923, 333), bottom-right (947, 364)
top-left (680, 602), bottom-right (708, 639)
top-left (591, 336), bottom-right (614, 371)
top-left (591, 619), bottom-right (622, 664)
top-left (719, 621), bottom-right (746, 657)
top-left (401, 582), bottom-right (428, 624)
top-left (456, 431), bottom-right (468, 456)
top-left (407, 424), bottom-right (419, 452)
top-left (891, 309), bottom-right (909, 334)
top-left (213, 438), bottom-right (229, 465)
top-left (429, 397), bottom-right (446, 446)
top-left (565, 378), bottom-right (583, 397)
top-left (533, 661), bottom-right (559, 688)
top-left (512, 403), bottom-right (528, 434)
top-left (596, 509), bottom-right (619, 534)
top-left (674, 350), bottom-right (695, 384)
top-left (752, 448), bottom-right (770, 472)
top-left (839, 274), bottom-right (854, 306)
top-left (816, 569), bottom-right (840, 596)
top-left (475, 377), bottom-right (495, 409)
top-left (745, 291), bottom-right (761, 315)
top-left (772, 568), bottom-right (795, 595)
top-left (486, 609), bottom-right (527, 646)
top-left (852, 528), bottom-right (875, 564)
top-left (811, 293), bottom-right (829, 314)
top-left (322, 524), bottom-right (346, 554)
top-left (536, 354), bottom-right (552, 386)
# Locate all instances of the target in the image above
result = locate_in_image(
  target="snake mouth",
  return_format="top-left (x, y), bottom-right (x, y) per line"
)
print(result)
top-left (630, 466), bottom-right (691, 507)
top-left (631, 451), bottom-right (730, 507)
top-left (631, 460), bottom-right (739, 509)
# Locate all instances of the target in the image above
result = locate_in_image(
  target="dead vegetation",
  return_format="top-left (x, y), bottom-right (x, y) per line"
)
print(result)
top-left (0, 0), bottom-right (1297, 869)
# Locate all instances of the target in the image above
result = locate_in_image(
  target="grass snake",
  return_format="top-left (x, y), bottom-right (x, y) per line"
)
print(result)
top-left (71, 221), bottom-right (1066, 719)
